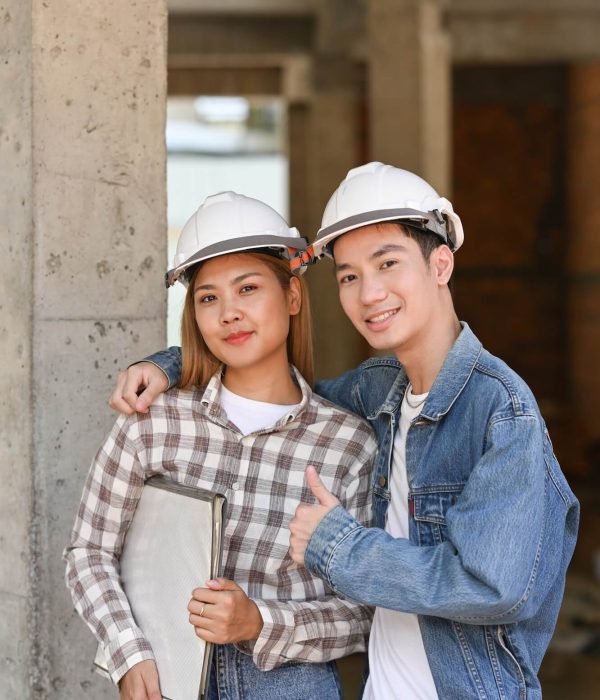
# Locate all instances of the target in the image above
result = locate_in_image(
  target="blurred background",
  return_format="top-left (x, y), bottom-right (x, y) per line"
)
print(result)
top-left (2, 1), bottom-right (599, 697)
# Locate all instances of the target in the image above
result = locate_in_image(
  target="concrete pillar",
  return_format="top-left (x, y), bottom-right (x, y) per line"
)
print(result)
top-left (567, 63), bottom-right (600, 477)
top-left (0, 2), bottom-right (167, 698)
top-left (0, 3), bottom-right (34, 697)
top-left (368, 0), bottom-right (451, 194)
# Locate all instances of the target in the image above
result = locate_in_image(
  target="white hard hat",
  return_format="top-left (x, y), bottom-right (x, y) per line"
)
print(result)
top-left (312, 162), bottom-right (464, 258)
top-left (166, 191), bottom-right (308, 287)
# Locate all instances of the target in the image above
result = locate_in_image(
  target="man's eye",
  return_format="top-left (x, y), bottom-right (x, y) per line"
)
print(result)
top-left (381, 259), bottom-right (398, 270)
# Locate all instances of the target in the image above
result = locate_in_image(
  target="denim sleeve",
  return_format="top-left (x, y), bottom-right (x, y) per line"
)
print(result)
top-left (305, 414), bottom-right (567, 625)
top-left (138, 346), bottom-right (182, 389)
top-left (314, 367), bottom-right (364, 416)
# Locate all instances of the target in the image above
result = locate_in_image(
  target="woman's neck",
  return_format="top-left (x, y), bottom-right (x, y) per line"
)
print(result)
top-left (222, 361), bottom-right (301, 405)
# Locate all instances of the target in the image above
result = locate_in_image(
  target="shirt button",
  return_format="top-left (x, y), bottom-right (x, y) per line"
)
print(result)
top-left (378, 476), bottom-right (387, 487)
top-left (232, 482), bottom-right (240, 491)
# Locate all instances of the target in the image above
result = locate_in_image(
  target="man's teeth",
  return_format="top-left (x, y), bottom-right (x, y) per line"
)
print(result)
top-left (368, 309), bottom-right (398, 323)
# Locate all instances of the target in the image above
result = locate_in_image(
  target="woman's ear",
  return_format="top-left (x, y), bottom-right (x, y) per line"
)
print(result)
top-left (288, 276), bottom-right (302, 316)
top-left (431, 245), bottom-right (454, 286)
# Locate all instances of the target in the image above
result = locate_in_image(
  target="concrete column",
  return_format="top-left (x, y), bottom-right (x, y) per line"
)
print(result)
top-left (0, 2), bottom-right (167, 698)
top-left (567, 63), bottom-right (600, 477)
top-left (0, 3), bottom-right (34, 697)
top-left (368, 0), bottom-right (451, 194)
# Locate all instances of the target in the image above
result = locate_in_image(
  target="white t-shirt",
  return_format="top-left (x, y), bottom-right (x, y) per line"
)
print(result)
top-left (363, 385), bottom-right (439, 700)
top-left (219, 384), bottom-right (300, 436)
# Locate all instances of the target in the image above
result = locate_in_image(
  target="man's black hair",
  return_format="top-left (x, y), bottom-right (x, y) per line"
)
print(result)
top-left (400, 223), bottom-right (445, 262)
top-left (329, 221), bottom-right (446, 263)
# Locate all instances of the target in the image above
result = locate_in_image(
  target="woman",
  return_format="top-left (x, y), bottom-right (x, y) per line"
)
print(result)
top-left (64, 192), bottom-right (375, 700)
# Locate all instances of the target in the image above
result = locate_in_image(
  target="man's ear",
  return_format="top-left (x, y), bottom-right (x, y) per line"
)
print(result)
top-left (288, 276), bottom-right (302, 315)
top-left (431, 245), bottom-right (454, 286)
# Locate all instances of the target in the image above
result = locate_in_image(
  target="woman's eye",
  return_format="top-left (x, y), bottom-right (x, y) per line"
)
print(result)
top-left (240, 284), bottom-right (257, 293)
top-left (198, 294), bottom-right (216, 304)
top-left (338, 273), bottom-right (357, 285)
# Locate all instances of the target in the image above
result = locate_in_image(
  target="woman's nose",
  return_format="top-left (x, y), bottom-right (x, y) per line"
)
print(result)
top-left (220, 300), bottom-right (242, 324)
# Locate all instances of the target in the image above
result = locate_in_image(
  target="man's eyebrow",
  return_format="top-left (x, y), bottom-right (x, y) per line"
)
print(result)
top-left (334, 244), bottom-right (408, 272)
top-left (371, 244), bottom-right (408, 259)
top-left (194, 271), bottom-right (263, 292)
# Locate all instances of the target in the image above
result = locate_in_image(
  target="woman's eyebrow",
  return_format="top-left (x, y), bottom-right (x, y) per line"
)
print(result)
top-left (194, 271), bottom-right (263, 292)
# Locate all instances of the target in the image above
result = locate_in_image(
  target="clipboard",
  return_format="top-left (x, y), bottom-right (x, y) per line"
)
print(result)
top-left (94, 475), bottom-right (227, 700)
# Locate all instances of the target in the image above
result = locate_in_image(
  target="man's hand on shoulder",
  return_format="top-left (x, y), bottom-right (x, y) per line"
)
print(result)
top-left (109, 362), bottom-right (169, 415)
top-left (119, 659), bottom-right (161, 700)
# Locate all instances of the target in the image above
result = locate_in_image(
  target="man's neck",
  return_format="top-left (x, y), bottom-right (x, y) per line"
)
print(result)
top-left (398, 312), bottom-right (461, 395)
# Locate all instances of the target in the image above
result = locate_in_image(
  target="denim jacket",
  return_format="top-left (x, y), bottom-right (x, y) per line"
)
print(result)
top-left (306, 323), bottom-right (579, 699)
top-left (146, 324), bottom-right (579, 699)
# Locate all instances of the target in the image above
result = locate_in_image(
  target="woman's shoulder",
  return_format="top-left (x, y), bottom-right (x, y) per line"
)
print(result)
top-left (124, 385), bottom-right (206, 426)
top-left (305, 391), bottom-right (374, 438)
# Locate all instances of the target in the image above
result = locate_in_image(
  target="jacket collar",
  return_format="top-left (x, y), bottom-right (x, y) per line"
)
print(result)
top-left (373, 322), bottom-right (482, 421)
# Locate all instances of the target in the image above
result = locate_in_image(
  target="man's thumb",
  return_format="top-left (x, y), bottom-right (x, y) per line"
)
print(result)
top-left (306, 466), bottom-right (339, 507)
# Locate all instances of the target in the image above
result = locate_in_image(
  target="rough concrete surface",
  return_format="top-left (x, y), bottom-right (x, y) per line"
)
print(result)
top-left (1, 1), bottom-right (167, 697)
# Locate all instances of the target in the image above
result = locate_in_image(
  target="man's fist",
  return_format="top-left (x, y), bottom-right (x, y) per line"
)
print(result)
top-left (109, 362), bottom-right (168, 415)
top-left (288, 466), bottom-right (340, 566)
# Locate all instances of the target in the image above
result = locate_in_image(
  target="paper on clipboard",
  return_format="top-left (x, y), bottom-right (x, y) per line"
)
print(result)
top-left (94, 476), bottom-right (227, 700)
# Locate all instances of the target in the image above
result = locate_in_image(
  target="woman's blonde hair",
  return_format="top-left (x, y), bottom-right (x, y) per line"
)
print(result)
top-left (179, 253), bottom-right (314, 389)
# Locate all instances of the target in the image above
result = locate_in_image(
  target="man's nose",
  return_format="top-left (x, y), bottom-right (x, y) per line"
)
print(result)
top-left (359, 276), bottom-right (387, 305)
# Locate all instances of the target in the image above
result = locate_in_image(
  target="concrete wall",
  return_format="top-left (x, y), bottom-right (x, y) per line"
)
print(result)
top-left (0, 1), bottom-right (167, 697)
top-left (0, 2), bottom-right (34, 697)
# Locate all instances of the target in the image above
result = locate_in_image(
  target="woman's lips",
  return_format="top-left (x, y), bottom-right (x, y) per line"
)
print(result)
top-left (225, 331), bottom-right (253, 345)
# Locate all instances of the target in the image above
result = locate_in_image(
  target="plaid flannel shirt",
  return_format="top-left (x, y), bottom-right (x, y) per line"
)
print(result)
top-left (64, 367), bottom-right (376, 683)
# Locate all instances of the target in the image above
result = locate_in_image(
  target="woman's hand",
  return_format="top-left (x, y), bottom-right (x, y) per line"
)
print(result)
top-left (119, 659), bottom-right (161, 700)
top-left (188, 578), bottom-right (264, 644)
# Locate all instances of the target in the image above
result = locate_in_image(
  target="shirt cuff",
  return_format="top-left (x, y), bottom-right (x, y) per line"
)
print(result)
top-left (247, 600), bottom-right (295, 671)
top-left (104, 627), bottom-right (155, 685)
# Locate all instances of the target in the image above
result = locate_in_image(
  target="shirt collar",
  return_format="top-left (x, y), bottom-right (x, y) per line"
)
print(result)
top-left (198, 365), bottom-right (312, 431)
top-left (419, 323), bottom-right (482, 420)
top-left (375, 322), bottom-right (482, 421)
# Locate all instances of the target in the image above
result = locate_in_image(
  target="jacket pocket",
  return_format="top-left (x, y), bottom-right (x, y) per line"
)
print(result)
top-left (410, 486), bottom-right (463, 546)
top-left (496, 626), bottom-right (527, 699)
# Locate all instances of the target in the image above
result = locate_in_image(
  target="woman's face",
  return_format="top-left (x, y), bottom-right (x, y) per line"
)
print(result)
top-left (192, 253), bottom-right (301, 374)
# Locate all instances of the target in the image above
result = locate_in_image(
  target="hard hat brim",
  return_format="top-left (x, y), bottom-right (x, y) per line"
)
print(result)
top-left (167, 234), bottom-right (309, 287)
top-left (313, 207), bottom-right (452, 257)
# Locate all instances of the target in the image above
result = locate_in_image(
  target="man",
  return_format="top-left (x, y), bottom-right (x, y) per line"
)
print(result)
top-left (111, 163), bottom-right (578, 699)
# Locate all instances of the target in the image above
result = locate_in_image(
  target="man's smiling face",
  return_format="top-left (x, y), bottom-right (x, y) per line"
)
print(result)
top-left (333, 222), bottom-right (450, 358)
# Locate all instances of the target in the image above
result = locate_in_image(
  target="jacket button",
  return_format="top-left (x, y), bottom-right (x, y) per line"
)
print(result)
top-left (378, 476), bottom-right (387, 487)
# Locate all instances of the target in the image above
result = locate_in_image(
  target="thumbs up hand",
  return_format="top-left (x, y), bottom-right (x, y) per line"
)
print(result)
top-left (289, 466), bottom-right (341, 566)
